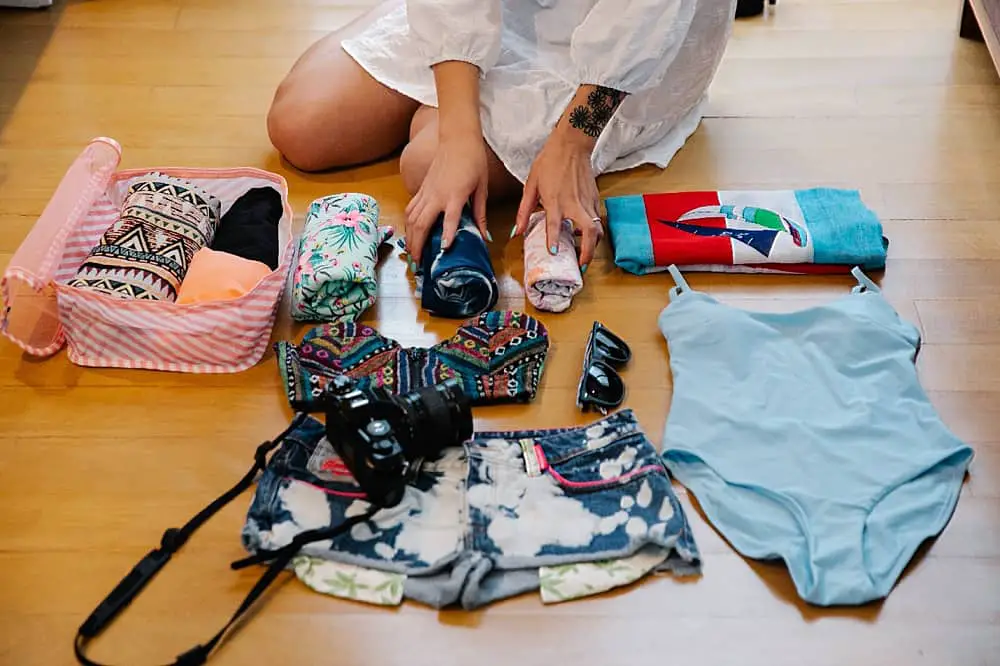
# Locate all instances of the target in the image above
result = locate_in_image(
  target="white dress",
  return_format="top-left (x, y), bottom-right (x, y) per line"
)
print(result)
top-left (341, 0), bottom-right (737, 183)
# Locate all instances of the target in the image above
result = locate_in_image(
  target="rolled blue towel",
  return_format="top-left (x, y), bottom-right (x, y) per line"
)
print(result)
top-left (412, 205), bottom-right (499, 319)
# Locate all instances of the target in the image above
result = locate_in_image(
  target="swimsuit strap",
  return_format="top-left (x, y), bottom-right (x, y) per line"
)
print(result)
top-left (667, 264), bottom-right (692, 301)
top-left (850, 266), bottom-right (881, 294)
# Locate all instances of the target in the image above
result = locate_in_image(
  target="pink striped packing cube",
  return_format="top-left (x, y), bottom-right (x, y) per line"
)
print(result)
top-left (0, 137), bottom-right (295, 373)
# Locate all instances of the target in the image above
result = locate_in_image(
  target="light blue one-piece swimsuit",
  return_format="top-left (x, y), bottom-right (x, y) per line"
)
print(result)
top-left (658, 265), bottom-right (974, 606)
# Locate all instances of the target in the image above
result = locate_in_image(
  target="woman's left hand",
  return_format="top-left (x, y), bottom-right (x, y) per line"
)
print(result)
top-left (513, 126), bottom-right (603, 272)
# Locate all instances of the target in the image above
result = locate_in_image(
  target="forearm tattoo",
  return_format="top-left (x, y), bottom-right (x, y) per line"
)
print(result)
top-left (568, 86), bottom-right (628, 138)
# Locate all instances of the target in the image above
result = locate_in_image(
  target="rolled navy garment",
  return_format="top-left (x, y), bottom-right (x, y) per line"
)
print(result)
top-left (415, 205), bottom-right (499, 319)
top-left (523, 212), bottom-right (582, 313)
top-left (291, 193), bottom-right (393, 323)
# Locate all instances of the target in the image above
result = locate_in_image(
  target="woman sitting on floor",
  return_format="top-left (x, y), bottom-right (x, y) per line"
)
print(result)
top-left (267, 0), bottom-right (737, 273)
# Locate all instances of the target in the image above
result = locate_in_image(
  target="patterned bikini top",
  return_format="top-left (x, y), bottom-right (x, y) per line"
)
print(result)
top-left (275, 310), bottom-right (549, 409)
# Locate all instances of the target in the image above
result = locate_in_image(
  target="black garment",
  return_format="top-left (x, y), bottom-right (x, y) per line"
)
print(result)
top-left (736, 0), bottom-right (766, 18)
top-left (211, 186), bottom-right (283, 270)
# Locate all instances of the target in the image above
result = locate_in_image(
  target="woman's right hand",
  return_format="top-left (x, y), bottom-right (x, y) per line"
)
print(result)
top-left (404, 129), bottom-right (490, 264)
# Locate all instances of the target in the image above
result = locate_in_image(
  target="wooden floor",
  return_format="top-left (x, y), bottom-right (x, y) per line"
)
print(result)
top-left (2, 0), bottom-right (1000, 664)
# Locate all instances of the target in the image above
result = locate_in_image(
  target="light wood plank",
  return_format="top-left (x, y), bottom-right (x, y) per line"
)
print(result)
top-left (725, 29), bottom-right (967, 59)
top-left (0, 23), bottom-right (329, 59)
top-left (744, 1), bottom-right (969, 31)
top-left (0, 382), bottom-right (994, 447)
top-left (5, 82), bottom-right (155, 118)
top-left (879, 181), bottom-right (1000, 219)
top-left (690, 116), bottom-right (1000, 153)
top-left (916, 344), bottom-right (1000, 392)
top-left (29, 54), bottom-right (296, 87)
top-left (916, 298), bottom-right (1000, 343)
top-left (707, 83), bottom-right (1000, 119)
top-left (657, 141), bottom-right (1000, 184)
top-left (1, 549), bottom-right (998, 623)
top-left (57, 1), bottom-right (180, 30)
top-left (1, 109), bottom-right (271, 149)
top-left (711, 54), bottom-right (999, 92)
top-left (175, 6), bottom-right (364, 32)
top-left (3, 611), bottom-right (999, 666)
top-left (882, 221), bottom-right (1000, 259)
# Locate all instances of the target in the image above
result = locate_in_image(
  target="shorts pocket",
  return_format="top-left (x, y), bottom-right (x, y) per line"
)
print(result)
top-left (538, 431), bottom-right (666, 494)
top-left (280, 434), bottom-right (368, 500)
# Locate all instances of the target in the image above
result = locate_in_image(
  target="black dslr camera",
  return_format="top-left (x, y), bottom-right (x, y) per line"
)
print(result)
top-left (318, 375), bottom-right (473, 508)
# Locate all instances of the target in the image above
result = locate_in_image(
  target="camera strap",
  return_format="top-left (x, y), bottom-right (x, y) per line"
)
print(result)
top-left (73, 414), bottom-right (378, 666)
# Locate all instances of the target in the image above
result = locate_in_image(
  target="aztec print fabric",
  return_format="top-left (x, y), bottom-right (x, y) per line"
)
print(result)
top-left (414, 205), bottom-right (498, 319)
top-left (291, 193), bottom-right (393, 323)
top-left (68, 172), bottom-right (221, 301)
top-left (605, 188), bottom-right (888, 275)
top-left (275, 310), bottom-right (549, 410)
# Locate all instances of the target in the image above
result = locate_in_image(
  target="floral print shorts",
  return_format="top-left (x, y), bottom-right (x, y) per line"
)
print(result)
top-left (241, 409), bottom-right (701, 608)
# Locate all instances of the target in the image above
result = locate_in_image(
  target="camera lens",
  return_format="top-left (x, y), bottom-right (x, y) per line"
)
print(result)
top-left (393, 379), bottom-right (473, 460)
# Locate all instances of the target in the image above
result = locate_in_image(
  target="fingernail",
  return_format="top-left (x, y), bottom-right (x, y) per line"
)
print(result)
top-left (509, 227), bottom-right (518, 239)
top-left (549, 244), bottom-right (558, 255)
top-left (485, 229), bottom-right (493, 242)
top-left (581, 263), bottom-right (588, 275)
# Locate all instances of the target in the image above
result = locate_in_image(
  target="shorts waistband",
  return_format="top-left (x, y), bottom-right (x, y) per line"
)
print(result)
top-left (470, 409), bottom-right (644, 463)
top-left (285, 409), bottom-right (644, 465)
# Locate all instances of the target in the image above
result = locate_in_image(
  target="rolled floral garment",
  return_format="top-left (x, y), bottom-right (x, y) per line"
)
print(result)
top-left (290, 193), bottom-right (393, 322)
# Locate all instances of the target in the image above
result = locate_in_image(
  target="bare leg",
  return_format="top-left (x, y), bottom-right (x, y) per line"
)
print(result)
top-left (267, 1), bottom-right (420, 172)
top-left (400, 106), bottom-right (523, 201)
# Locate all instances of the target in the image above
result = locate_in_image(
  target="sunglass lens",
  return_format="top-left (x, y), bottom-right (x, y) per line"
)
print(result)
top-left (583, 361), bottom-right (625, 406)
top-left (592, 327), bottom-right (631, 365)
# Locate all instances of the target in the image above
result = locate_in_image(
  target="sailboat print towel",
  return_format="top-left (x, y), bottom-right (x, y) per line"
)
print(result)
top-left (604, 188), bottom-right (888, 275)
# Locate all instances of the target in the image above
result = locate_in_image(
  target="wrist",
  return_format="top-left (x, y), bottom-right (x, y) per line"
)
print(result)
top-left (432, 60), bottom-right (483, 143)
top-left (552, 120), bottom-right (598, 155)
top-left (438, 113), bottom-right (482, 144)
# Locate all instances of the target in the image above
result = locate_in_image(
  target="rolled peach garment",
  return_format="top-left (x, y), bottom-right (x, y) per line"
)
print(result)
top-left (523, 212), bottom-right (583, 313)
top-left (175, 248), bottom-right (271, 305)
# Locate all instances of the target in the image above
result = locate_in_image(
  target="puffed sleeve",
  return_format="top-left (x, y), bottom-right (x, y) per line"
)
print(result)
top-left (405, 0), bottom-right (503, 74)
top-left (569, 0), bottom-right (699, 94)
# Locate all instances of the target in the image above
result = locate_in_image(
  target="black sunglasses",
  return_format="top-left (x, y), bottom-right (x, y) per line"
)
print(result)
top-left (576, 321), bottom-right (631, 415)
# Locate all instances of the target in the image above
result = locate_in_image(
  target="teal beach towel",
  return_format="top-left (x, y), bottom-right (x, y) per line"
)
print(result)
top-left (605, 188), bottom-right (888, 275)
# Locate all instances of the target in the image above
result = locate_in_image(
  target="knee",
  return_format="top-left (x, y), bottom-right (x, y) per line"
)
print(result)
top-left (267, 91), bottom-right (332, 173)
top-left (399, 138), bottom-right (436, 196)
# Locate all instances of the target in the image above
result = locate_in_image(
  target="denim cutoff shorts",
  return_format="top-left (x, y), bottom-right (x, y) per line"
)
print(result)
top-left (241, 409), bottom-right (701, 608)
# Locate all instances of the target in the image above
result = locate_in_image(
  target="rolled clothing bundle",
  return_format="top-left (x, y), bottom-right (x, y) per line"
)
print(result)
top-left (605, 188), bottom-right (889, 275)
top-left (523, 212), bottom-right (583, 313)
top-left (415, 205), bottom-right (499, 318)
top-left (68, 172), bottom-right (221, 301)
top-left (175, 248), bottom-right (271, 305)
top-left (211, 186), bottom-right (283, 270)
top-left (291, 193), bottom-right (393, 322)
